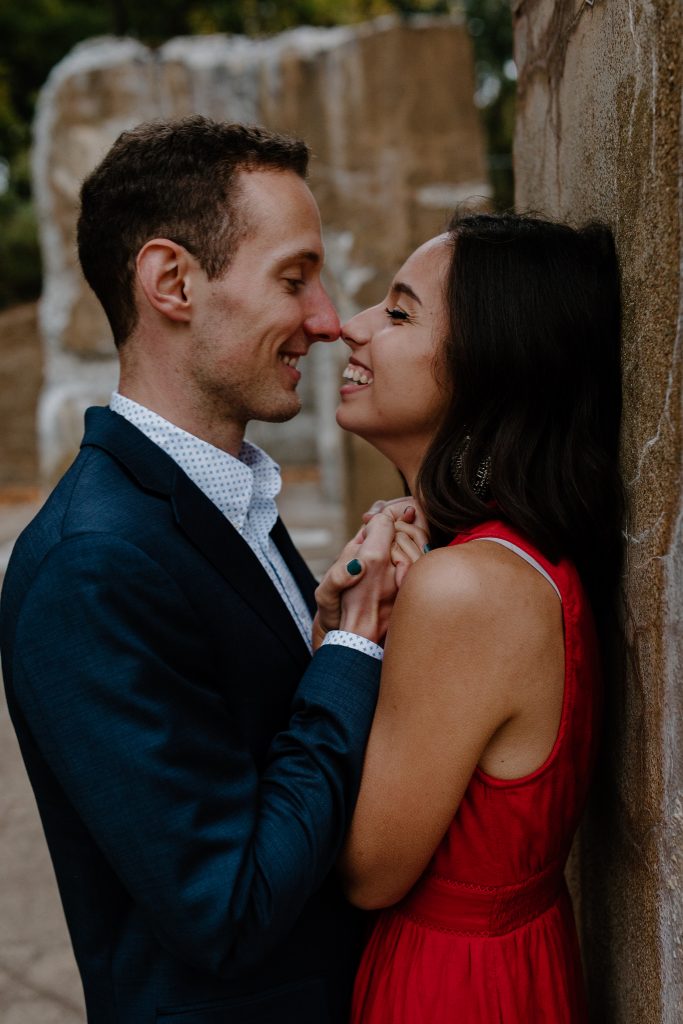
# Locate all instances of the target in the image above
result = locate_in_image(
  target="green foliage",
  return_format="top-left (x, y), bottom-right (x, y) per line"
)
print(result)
top-left (0, 0), bottom-right (113, 308)
top-left (0, 0), bottom-right (513, 310)
top-left (183, 1), bottom-right (394, 35)
top-left (0, 185), bottom-right (41, 308)
top-left (462, 0), bottom-right (514, 209)
top-left (0, 1), bottom-right (110, 160)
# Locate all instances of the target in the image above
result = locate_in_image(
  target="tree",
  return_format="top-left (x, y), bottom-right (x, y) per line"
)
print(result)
top-left (462, 0), bottom-right (514, 208)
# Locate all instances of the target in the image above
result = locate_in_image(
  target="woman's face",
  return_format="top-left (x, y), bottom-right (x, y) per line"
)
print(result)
top-left (337, 235), bottom-right (451, 474)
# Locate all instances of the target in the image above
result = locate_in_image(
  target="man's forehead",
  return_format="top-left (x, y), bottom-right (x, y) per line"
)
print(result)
top-left (237, 166), bottom-right (315, 209)
top-left (234, 173), bottom-right (325, 265)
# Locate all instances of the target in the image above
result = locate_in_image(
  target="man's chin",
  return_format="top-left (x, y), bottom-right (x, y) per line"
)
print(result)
top-left (258, 395), bottom-right (302, 424)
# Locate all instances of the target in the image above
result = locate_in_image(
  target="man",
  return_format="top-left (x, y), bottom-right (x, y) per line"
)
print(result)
top-left (0, 117), bottom-right (389, 1023)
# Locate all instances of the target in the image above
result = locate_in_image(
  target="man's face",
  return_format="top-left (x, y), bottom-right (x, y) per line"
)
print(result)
top-left (185, 169), bottom-right (340, 434)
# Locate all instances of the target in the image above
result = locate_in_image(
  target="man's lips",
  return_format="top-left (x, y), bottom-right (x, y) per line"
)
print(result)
top-left (279, 353), bottom-right (303, 368)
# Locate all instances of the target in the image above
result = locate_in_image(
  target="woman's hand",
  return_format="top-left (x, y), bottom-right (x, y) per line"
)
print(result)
top-left (361, 495), bottom-right (429, 533)
top-left (391, 518), bottom-right (430, 587)
top-left (313, 533), bottom-right (366, 651)
top-left (336, 510), bottom-right (401, 645)
top-left (313, 512), bottom-right (399, 649)
top-left (363, 497), bottom-right (430, 587)
top-left (312, 499), bottom-right (431, 649)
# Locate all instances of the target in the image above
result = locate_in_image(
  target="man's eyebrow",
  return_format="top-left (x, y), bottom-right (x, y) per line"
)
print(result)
top-left (279, 249), bottom-right (321, 267)
top-left (391, 280), bottom-right (422, 305)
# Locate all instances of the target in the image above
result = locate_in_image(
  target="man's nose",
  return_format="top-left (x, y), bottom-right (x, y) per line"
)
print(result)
top-left (304, 285), bottom-right (341, 343)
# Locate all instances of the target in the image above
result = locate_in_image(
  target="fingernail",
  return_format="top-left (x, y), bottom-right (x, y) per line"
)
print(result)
top-left (422, 544), bottom-right (432, 553)
top-left (346, 558), bottom-right (362, 576)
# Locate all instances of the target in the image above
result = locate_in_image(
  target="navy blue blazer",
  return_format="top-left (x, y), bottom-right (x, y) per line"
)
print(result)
top-left (0, 407), bottom-right (381, 1024)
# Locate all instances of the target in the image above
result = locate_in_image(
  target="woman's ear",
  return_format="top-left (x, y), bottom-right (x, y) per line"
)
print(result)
top-left (136, 239), bottom-right (194, 323)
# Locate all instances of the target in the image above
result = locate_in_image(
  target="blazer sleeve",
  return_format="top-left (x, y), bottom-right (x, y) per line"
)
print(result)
top-left (11, 532), bottom-right (381, 977)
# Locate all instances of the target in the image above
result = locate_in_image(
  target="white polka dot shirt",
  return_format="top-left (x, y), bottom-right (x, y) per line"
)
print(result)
top-left (110, 394), bottom-right (382, 661)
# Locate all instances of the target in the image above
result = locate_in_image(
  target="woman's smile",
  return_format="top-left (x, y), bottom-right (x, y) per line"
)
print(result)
top-left (341, 358), bottom-right (374, 390)
top-left (336, 235), bottom-right (451, 485)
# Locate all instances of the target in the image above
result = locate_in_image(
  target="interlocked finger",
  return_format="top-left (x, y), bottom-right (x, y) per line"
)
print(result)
top-left (390, 530), bottom-right (424, 566)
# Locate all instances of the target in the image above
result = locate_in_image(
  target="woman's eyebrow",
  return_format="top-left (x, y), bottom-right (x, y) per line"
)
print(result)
top-left (391, 280), bottom-right (422, 305)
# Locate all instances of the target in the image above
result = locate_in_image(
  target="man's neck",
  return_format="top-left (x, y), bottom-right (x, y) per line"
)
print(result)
top-left (116, 382), bottom-right (245, 457)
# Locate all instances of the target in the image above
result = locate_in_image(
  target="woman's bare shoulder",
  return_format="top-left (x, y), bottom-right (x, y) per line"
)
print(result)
top-left (396, 539), bottom-right (561, 636)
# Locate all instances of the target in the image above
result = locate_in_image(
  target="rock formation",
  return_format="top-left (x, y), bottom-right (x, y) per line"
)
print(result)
top-left (513, 2), bottom-right (683, 1020)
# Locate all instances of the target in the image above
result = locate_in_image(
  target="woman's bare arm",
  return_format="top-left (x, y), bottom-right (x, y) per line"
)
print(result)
top-left (337, 541), bottom-right (564, 910)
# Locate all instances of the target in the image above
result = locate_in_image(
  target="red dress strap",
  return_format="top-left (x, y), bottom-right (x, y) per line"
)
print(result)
top-left (448, 519), bottom-right (567, 601)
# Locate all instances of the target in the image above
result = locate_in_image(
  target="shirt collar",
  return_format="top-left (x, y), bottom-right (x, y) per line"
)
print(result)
top-left (109, 393), bottom-right (281, 536)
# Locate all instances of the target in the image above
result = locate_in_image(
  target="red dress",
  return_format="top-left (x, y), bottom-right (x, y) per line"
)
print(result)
top-left (351, 520), bottom-right (601, 1023)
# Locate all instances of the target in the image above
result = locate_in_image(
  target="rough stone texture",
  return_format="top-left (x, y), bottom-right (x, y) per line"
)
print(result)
top-left (0, 304), bottom-right (43, 486)
top-left (32, 16), bottom-right (489, 491)
top-left (513, 2), bottom-right (683, 1021)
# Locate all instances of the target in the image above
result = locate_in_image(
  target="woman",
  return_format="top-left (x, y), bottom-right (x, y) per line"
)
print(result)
top-left (320, 212), bottom-right (622, 1022)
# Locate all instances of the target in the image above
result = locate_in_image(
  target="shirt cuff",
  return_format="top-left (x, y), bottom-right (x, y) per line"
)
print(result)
top-left (321, 630), bottom-right (384, 661)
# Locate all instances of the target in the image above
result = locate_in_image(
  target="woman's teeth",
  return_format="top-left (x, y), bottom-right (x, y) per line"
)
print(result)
top-left (343, 365), bottom-right (373, 385)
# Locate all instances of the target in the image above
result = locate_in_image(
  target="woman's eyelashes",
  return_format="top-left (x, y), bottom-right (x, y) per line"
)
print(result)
top-left (385, 306), bottom-right (410, 323)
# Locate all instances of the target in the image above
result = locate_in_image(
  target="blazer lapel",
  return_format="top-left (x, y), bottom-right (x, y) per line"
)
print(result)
top-left (270, 518), bottom-right (318, 616)
top-left (171, 471), bottom-right (311, 668)
top-left (81, 406), bottom-right (312, 669)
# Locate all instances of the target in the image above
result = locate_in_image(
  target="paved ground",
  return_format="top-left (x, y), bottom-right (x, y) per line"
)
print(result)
top-left (0, 471), bottom-right (345, 1023)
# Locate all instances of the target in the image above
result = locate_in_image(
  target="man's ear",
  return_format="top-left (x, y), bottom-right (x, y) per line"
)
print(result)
top-left (136, 239), bottom-right (195, 323)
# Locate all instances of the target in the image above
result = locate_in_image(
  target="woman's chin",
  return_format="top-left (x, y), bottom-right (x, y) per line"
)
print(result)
top-left (336, 407), bottom-right (393, 461)
top-left (335, 404), bottom-right (362, 434)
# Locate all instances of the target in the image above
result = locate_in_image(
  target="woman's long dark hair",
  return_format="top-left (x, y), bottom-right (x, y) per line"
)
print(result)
top-left (417, 212), bottom-right (623, 622)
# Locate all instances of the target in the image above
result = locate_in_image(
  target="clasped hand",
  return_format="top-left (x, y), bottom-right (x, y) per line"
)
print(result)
top-left (313, 498), bottom-right (430, 650)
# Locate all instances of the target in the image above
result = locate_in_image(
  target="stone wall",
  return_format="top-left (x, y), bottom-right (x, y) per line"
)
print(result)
top-left (513, 2), bottom-right (683, 1021)
top-left (32, 15), bottom-right (489, 497)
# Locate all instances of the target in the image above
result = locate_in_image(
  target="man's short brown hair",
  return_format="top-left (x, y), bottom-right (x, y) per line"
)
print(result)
top-left (77, 116), bottom-right (310, 346)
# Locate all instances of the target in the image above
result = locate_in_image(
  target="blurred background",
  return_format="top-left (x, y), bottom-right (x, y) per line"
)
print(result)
top-left (0, 4), bottom-right (513, 1020)
top-left (0, 1), bottom-right (513, 317)
top-left (0, 0), bottom-right (514, 554)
